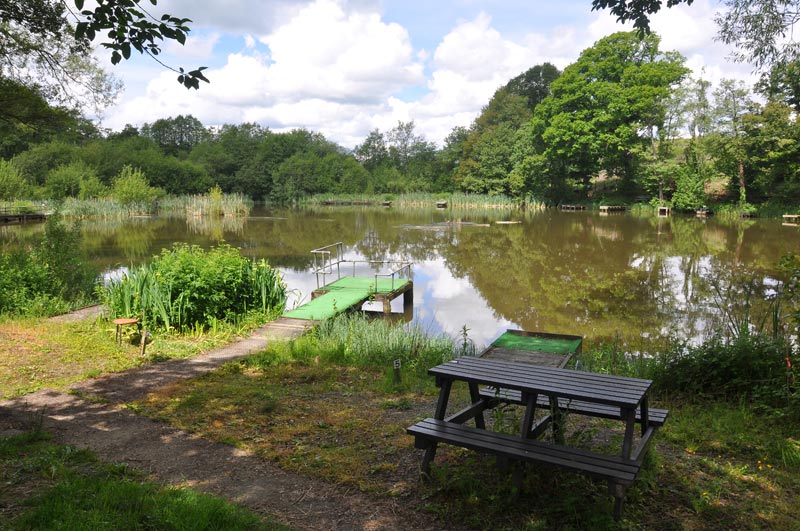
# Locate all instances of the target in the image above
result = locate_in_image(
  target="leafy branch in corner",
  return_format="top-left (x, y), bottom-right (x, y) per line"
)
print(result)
top-left (70, 0), bottom-right (209, 89)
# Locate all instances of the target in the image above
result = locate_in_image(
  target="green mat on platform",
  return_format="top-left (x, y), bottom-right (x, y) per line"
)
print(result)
top-left (283, 277), bottom-right (410, 321)
top-left (491, 331), bottom-right (581, 354)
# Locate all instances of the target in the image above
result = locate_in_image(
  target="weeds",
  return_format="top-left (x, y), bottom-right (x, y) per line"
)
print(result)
top-left (100, 243), bottom-right (286, 332)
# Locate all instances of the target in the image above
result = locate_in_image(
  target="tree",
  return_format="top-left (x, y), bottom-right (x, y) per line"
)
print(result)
top-left (505, 63), bottom-right (561, 110)
top-left (142, 115), bottom-right (210, 157)
top-left (354, 129), bottom-right (388, 172)
top-left (741, 101), bottom-right (800, 201)
top-left (710, 79), bottom-right (755, 203)
top-left (515, 32), bottom-right (688, 199)
top-left (0, 0), bottom-right (207, 90)
top-left (451, 64), bottom-right (559, 197)
top-left (593, 0), bottom-right (800, 74)
top-left (756, 59), bottom-right (800, 111)
top-left (0, 78), bottom-right (82, 158)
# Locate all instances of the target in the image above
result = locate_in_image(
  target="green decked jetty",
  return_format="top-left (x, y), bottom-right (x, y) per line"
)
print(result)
top-left (284, 276), bottom-right (412, 321)
top-left (282, 243), bottom-right (414, 323)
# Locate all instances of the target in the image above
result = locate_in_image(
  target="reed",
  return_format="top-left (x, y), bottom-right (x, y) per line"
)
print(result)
top-left (100, 244), bottom-right (286, 332)
top-left (59, 198), bottom-right (151, 219)
top-left (160, 189), bottom-right (252, 219)
top-left (303, 192), bottom-right (545, 210)
top-left (312, 313), bottom-right (455, 370)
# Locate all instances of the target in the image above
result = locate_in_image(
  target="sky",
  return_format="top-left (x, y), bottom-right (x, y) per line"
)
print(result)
top-left (95, 0), bottom-right (757, 148)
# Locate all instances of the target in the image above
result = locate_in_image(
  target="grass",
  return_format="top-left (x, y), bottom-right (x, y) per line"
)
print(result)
top-left (2, 312), bottom-right (798, 529)
top-left (303, 192), bottom-right (546, 210)
top-left (127, 318), bottom-right (799, 531)
top-left (0, 314), bottom-right (267, 399)
top-left (0, 429), bottom-right (287, 530)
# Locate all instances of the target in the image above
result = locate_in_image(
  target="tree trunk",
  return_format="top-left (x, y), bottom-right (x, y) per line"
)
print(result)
top-left (738, 158), bottom-right (746, 204)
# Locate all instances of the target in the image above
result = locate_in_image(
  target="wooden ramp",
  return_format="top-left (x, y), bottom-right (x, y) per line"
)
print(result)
top-left (254, 317), bottom-right (316, 341)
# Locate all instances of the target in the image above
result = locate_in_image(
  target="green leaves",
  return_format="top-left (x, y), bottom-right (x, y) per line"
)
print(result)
top-left (71, 0), bottom-right (209, 89)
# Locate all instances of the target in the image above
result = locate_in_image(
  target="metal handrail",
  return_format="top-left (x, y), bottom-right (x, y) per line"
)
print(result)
top-left (310, 242), bottom-right (412, 289)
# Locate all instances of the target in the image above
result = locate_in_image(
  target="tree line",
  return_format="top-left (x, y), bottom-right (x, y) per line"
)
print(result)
top-left (1, 29), bottom-right (799, 209)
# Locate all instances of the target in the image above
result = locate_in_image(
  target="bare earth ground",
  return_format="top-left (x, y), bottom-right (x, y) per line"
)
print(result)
top-left (0, 313), bottom-right (453, 531)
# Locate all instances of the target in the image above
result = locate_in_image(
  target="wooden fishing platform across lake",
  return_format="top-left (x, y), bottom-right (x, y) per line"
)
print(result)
top-left (0, 209), bottom-right (48, 225)
top-left (282, 242), bottom-right (413, 323)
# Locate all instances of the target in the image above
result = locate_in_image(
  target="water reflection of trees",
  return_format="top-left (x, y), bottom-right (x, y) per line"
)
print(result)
top-left (433, 213), bottom-right (794, 345)
top-left (19, 207), bottom-right (795, 346)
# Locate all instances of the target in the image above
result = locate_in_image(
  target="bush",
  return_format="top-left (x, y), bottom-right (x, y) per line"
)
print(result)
top-left (101, 243), bottom-right (286, 331)
top-left (653, 334), bottom-right (797, 417)
top-left (111, 165), bottom-right (164, 206)
top-left (0, 159), bottom-right (29, 200)
top-left (0, 217), bottom-right (97, 316)
top-left (45, 161), bottom-right (97, 199)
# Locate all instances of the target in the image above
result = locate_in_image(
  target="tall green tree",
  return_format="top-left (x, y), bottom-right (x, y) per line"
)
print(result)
top-left (710, 79), bottom-right (755, 203)
top-left (141, 115), bottom-right (210, 157)
top-left (594, 0), bottom-right (800, 75)
top-left (433, 64), bottom-right (560, 197)
top-left (515, 32), bottom-right (688, 200)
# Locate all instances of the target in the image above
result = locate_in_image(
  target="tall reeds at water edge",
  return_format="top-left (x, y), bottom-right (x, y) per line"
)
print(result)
top-left (160, 188), bottom-right (252, 218)
top-left (55, 192), bottom-right (253, 220)
top-left (101, 244), bottom-right (286, 332)
top-left (303, 192), bottom-right (545, 210)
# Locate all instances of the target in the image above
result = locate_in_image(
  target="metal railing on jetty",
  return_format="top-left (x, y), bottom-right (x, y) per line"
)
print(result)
top-left (311, 242), bottom-right (412, 290)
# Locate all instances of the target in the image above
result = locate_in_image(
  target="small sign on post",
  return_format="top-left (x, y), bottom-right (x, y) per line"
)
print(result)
top-left (393, 359), bottom-right (402, 384)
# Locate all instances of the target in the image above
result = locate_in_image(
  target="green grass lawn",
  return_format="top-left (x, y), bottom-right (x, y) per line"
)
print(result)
top-left (132, 350), bottom-right (800, 531)
top-left (0, 429), bottom-right (289, 530)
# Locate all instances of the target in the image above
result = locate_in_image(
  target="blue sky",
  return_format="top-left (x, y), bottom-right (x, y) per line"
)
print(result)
top-left (97, 0), bottom-right (755, 147)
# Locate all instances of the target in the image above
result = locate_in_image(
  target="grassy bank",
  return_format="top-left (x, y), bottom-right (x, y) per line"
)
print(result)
top-left (128, 314), bottom-right (799, 531)
top-left (0, 313), bottom-right (272, 400)
top-left (2, 309), bottom-right (798, 529)
top-left (0, 428), bottom-right (286, 530)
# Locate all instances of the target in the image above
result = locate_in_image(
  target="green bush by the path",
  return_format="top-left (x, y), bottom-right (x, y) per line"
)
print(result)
top-left (101, 243), bottom-right (286, 332)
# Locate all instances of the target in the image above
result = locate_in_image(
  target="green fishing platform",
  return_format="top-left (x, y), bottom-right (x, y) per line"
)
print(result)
top-left (479, 329), bottom-right (583, 368)
top-left (283, 276), bottom-right (413, 321)
top-left (283, 242), bottom-right (414, 322)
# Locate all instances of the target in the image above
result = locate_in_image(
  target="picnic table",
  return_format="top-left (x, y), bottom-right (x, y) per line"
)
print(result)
top-left (407, 356), bottom-right (668, 518)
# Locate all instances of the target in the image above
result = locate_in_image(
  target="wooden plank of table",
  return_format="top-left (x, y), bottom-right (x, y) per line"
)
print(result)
top-left (430, 357), bottom-right (650, 408)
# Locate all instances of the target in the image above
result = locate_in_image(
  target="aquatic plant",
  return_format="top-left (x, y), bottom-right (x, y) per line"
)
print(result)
top-left (100, 243), bottom-right (285, 331)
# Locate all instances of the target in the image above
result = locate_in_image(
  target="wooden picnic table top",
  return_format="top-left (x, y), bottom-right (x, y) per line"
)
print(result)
top-left (429, 356), bottom-right (652, 410)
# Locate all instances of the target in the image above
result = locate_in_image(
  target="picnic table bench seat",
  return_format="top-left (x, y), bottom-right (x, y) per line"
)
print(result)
top-left (408, 418), bottom-right (642, 485)
top-left (479, 387), bottom-right (669, 427)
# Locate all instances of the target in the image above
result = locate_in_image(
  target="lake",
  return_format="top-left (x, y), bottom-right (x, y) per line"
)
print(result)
top-left (5, 206), bottom-right (799, 351)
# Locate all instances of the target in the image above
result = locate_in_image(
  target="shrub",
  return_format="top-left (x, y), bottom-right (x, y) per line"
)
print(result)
top-left (101, 243), bottom-right (286, 331)
top-left (46, 161), bottom-right (97, 199)
top-left (0, 159), bottom-right (29, 200)
top-left (0, 217), bottom-right (97, 316)
top-left (111, 165), bottom-right (164, 206)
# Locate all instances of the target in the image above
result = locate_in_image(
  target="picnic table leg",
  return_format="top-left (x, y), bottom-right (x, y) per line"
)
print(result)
top-left (640, 397), bottom-right (650, 437)
top-left (520, 392), bottom-right (538, 438)
top-left (420, 443), bottom-right (438, 478)
top-left (433, 380), bottom-right (452, 420)
top-left (468, 382), bottom-right (486, 429)
top-left (549, 396), bottom-right (565, 445)
top-left (621, 407), bottom-right (636, 459)
top-left (610, 482), bottom-right (625, 520)
top-left (420, 379), bottom-right (453, 478)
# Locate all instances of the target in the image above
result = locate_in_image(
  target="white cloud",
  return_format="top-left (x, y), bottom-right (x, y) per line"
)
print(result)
top-left (101, 0), bottom-right (764, 148)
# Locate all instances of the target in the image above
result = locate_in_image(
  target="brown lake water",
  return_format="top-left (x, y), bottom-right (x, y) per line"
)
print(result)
top-left (5, 206), bottom-right (800, 350)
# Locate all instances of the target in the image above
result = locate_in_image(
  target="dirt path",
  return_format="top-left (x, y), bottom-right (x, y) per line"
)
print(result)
top-left (0, 316), bottom-right (452, 531)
